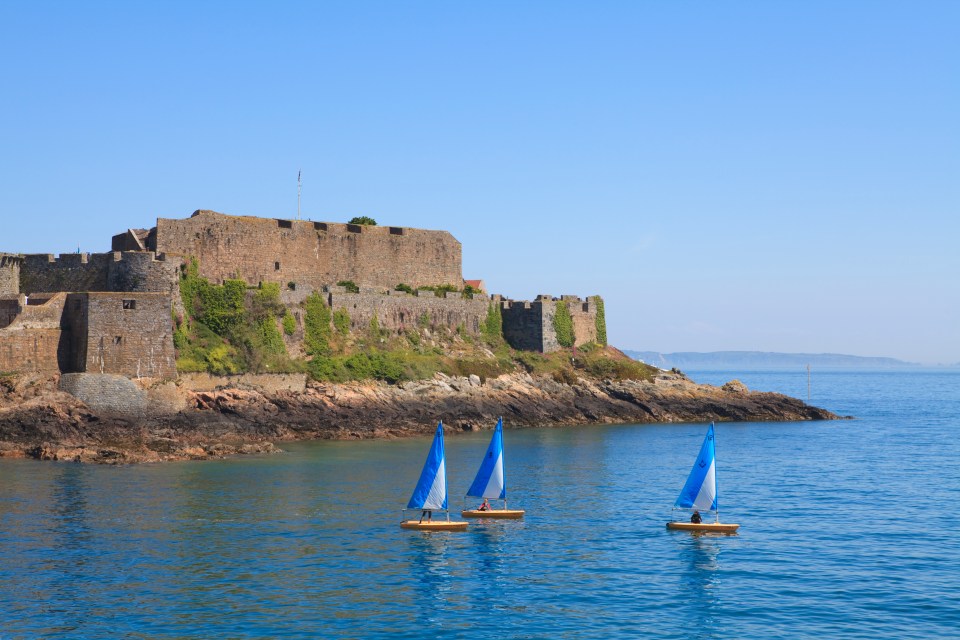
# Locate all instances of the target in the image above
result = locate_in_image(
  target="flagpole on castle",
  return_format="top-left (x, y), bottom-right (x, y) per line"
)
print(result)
top-left (297, 169), bottom-right (302, 220)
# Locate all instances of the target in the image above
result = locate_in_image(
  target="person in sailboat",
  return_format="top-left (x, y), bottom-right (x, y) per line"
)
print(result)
top-left (478, 498), bottom-right (491, 511)
top-left (690, 510), bottom-right (702, 524)
top-left (419, 509), bottom-right (432, 523)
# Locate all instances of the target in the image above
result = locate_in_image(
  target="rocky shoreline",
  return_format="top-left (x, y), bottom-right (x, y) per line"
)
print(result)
top-left (0, 371), bottom-right (842, 464)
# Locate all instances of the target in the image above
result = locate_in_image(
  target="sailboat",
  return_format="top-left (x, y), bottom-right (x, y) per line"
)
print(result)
top-left (400, 421), bottom-right (469, 531)
top-left (666, 422), bottom-right (740, 533)
top-left (461, 417), bottom-right (525, 519)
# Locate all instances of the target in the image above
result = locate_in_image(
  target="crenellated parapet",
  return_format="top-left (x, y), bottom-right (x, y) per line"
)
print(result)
top-left (500, 294), bottom-right (601, 353)
top-left (326, 286), bottom-right (491, 335)
top-left (19, 251), bottom-right (180, 296)
top-left (152, 209), bottom-right (462, 291)
top-left (0, 290), bottom-right (175, 378)
top-left (0, 253), bottom-right (23, 295)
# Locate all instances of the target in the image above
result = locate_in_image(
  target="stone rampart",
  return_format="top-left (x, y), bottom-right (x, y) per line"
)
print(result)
top-left (0, 254), bottom-right (22, 295)
top-left (501, 294), bottom-right (599, 353)
top-left (501, 299), bottom-right (546, 352)
top-left (327, 288), bottom-right (490, 335)
top-left (0, 297), bottom-right (19, 329)
top-left (19, 251), bottom-right (180, 296)
top-left (72, 292), bottom-right (176, 379)
top-left (154, 210), bottom-right (462, 291)
top-left (0, 293), bottom-right (68, 373)
top-left (106, 251), bottom-right (181, 295)
top-left (20, 253), bottom-right (110, 293)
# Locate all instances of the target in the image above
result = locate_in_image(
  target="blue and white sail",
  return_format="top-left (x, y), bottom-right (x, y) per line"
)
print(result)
top-left (466, 417), bottom-right (506, 500)
top-left (675, 422), bottom-right (718, 512)
top-left (407, 422), bottom-right (448, 511)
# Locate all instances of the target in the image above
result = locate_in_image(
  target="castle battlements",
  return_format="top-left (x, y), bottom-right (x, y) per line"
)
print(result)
top-left (150, 209), bottom-right (462, 291)
top-left (1, 209), bottom-right (607, 378)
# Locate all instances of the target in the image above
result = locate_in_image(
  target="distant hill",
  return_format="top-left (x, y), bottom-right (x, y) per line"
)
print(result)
top-left (622, 350), bottom-right (922, 371)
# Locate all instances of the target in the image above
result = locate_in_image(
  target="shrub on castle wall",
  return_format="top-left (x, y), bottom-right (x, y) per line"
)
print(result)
top-left (254, 318), bottom-right (286, 356)
top-left (282, 312), bottom-right (297, 336)
top-left (347, 216), bottom-right (377, 226)
top-left (481, 301), bottom-right (503, 345)
top-left (303, 292), bottom-right (332, 356)
top-left (553, 301), bottom-right (575, 348)
top-left (336, 280), bottom-right (360, 293)
top-left (593, 296), bottom-right (607, 346)
top-left (333, 307), bottom-right (350, 335)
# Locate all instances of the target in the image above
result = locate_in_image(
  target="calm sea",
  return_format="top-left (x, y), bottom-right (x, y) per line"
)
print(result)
top-left (1, 369), bottom-right (958, 639)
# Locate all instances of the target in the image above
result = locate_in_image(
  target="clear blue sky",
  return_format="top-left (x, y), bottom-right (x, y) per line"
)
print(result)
top-left (1, 2), bottom-right (957, 364)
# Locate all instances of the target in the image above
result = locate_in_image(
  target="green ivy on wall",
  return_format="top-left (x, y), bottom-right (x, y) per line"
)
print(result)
top-left (593, 296), bottom-right (607, 346)
top-left (333, 307), bottom-right (351, 335)
top-left (553, 301), bottom-right (574, 348)
top-left (481, 301), bottom-right (503, 345)
top-left (303, 291), bottom-right (332, 356)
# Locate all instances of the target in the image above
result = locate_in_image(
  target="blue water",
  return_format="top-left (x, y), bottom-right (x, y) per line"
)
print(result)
top-left (1, 370), bottom-right (958, 638)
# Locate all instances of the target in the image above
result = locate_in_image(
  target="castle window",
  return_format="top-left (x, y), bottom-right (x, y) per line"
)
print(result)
top-left (122, 299), bottom-right (137, 310)
top-left (73, 299), bottom-right (81, 310)
top-left (275, 262), bottom-right (281, 271)
top-left (314, 222), bottom-right (327, 231)
top-left (113, 336), bottom-right (123, 345)
top-left (389, 227), bottom-right (404, 236)
top-left (277, 219), bottom-right (293, 229)
top-left (346, 224), bottom-right (362, 233)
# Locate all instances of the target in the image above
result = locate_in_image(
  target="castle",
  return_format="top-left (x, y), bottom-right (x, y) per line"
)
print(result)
top-left (1, 210), bottom-right (603, 378)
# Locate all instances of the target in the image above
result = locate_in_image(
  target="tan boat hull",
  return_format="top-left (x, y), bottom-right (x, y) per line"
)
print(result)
top-left (461, 509), bottom-right (525, 519)
top-left (400, 520), bottom-right (469, 531)
top-left (666, 521), bottom-right (740, 533)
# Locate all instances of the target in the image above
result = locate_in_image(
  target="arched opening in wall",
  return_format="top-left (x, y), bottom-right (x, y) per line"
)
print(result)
top-left (275, 262), bottom-right (281, 271)
top-left (314, 222), bottom-right (327, 231)
top-left (346, 224), bottom-right (362, 233)
top-left (389, 227), bottom-right (404, 236)
top-left (277, 220), bottom-right (293, 229)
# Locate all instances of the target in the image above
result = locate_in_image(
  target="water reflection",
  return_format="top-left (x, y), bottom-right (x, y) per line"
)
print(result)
top-left (675, 533), bottom-right (722, 630)
top-left (47, 464), bottom-right (93, 632)
top-left (406, 531), bottom-right (459, 627)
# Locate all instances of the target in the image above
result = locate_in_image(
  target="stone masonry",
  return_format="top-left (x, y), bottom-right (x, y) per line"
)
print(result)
top-left (0, 254), bottom-right (22, 296)
top-left (501, 295), bottom-right (600, 353)
top-left (150, 210), bottom-right (463, 291)
top-left (62, 293), bottom-right (176, 378)
top-left (0, 291), bottom-right (175, 378)
top-left (327, 287), bottom-right (491, 336)
top-left (1, 208), bottom-right (606, 378)
top-left (19, 251), bottom-right (180, 297)
top-left (0, 293), bottom-right (68, 374)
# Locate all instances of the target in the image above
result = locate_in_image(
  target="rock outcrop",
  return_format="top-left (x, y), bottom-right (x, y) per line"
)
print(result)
top-left (0, 371), bottom-right (840, 464)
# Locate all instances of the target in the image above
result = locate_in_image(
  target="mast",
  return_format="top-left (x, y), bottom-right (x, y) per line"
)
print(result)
top-left (714, 423), bottom-right (720, 523)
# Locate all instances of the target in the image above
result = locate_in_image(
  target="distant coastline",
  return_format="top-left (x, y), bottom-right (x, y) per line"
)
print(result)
top-left (623, 350), bottom-right (959, 371)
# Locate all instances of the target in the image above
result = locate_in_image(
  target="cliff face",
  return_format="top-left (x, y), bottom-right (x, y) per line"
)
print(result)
top-left (0, 371), bottom-right (840, 464)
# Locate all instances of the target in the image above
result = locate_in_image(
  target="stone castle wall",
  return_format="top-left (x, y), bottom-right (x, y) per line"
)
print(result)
top-left (0, 298), bottom-right (19, 329)
top-left (327, 287), bottom-right (490, 335)
top-left (0, 292), bottom-right (175, 378)
top-left (0, 254), bottom-right (22, 295)
top-left (501, 295), bottom-right (599, 353)
top-left (70, 293), bottom-right (175, 379)
top-left (154, 210), bottom-right (462, 291)
top-left (19, 252), bottom-right (180, 296)
top-left (0, 293), bottom-right (68, 374)
top-left (501, 299), bottom-right (546, 352)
